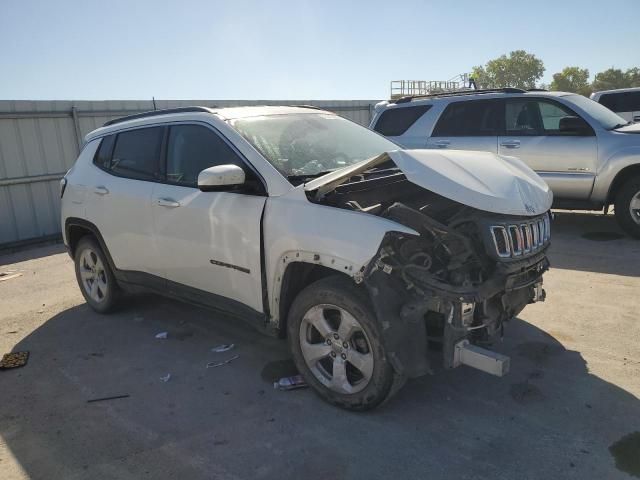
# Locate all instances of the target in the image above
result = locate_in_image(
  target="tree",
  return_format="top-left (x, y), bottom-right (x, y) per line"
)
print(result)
top-left (549, 67), bottom-right (591, 96)
top-left (472, 50), bottom-right (545, 89)
top-left (625, 67), bottom-right (640, 87)
top-left (591, 68), bottom-right (628, 91)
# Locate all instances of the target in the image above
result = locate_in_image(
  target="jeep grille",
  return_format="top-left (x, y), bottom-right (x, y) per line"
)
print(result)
top-left (490, 214), bottom-right (550, 259)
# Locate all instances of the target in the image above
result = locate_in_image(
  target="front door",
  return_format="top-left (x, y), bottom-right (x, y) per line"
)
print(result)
top-left (151, 124), bottom-right (266, 313)
top-left (498, 98), bottom-right (598, 200)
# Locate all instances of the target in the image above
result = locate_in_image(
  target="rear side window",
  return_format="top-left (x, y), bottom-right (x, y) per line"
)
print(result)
top-left (599, 92), bottom-right (640, 112)
top-left (93, 134), bottom-right (116, 169)
top-left (110, 127), bottom-right (164, 181)
top-left (432, 100), bottom-right (502, 136)
top-left (166, 125), bottom-right (246, 187)
top-left (374, 105), bottom-right (432, 136)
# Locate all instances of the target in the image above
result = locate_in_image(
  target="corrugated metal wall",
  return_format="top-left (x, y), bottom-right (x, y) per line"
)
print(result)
top-left (0, 99), bottom-right (379, 247)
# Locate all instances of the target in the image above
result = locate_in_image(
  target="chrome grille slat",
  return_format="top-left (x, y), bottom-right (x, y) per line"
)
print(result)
top-left (489, 213), bottom-right (550, 259)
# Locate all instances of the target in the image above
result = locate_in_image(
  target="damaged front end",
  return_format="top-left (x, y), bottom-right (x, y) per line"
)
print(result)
top-left (306, 151), bottom-right (552, 379)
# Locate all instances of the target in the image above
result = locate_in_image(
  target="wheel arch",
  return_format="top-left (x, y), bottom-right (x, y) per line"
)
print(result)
top-left (275, 260), bottom-right (355, 338)
top-left (64, 218), bottom-right (117, 272)
top-left (607, 164), bottom-right (640, 204)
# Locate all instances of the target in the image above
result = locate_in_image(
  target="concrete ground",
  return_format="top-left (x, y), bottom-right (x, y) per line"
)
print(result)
top-left (0, 211), bottom-right (639, 480)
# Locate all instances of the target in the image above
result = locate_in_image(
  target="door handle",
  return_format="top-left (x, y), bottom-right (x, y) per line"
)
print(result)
top-left (434, 140), bottom-right (450, 148)
top-left (500, 140), bottom-right (521, 148)
top-left (633, 115), bottom-right (640, 123)
top-left (156, 198), bottom-right (181, 208)
top-left (93, 186), bottom-right (109, 195)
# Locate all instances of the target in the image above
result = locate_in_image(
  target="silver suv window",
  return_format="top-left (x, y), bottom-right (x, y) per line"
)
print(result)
top-left (432, 100), bottom-right (502, 137)
top-left (565, 94), bottom-right (627, 129)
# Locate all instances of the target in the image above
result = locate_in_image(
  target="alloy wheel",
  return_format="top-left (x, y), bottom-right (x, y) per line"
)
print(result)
top-left (79, 248), bottom-right (108, 303)
top-left (299, 304), bottom-right (374, 394)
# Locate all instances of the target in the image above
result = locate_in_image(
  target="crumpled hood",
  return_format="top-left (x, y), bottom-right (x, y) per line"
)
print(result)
top-left (305, 149), bottom-right (553, 216)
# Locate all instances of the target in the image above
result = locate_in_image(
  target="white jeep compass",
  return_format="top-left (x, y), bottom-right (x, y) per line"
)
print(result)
top-left (61, 106), bottom-right (552, 410)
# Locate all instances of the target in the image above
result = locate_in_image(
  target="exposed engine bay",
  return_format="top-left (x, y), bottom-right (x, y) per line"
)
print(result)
top-left (307, 165), bottom-right (550, 378)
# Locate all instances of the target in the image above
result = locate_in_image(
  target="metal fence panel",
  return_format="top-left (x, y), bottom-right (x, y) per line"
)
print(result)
top-left (0, 99), bottom-right (380, 247)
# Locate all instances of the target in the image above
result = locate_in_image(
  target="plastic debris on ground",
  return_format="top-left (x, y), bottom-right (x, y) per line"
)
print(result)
top-left (0, 272), bottom-right (22, 282)
top-left (87, 394), bottom-right (130, 403)
top-left (155, 332), bottom-right (168, 339)
top-left (0, 351), bottom-right (30, 370)
top-left (160, 373), bottom-right (171, 382)
top-left (206, 354), bottom-right (239, 369)
top-left (273, 374), bottom-right (308, 391)
top-left (211, 344), bottom-right (235, 353)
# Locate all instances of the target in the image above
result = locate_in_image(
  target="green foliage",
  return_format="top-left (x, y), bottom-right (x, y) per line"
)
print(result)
top-left (625, 68), bottom-right (640, 87)
top-left (549, 67), bottom-right (591, 96)
top-left (471, 50), bottom-right (545, 89)
top-left (592, 68), bottom-right (628, 91)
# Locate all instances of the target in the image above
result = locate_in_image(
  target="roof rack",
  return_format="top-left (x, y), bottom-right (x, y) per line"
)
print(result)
top-left (527, 88), bottom-right (548, 92)
top-left (103, 106), bottom-right (213, 127)
top-left (392, 88), bottom-right (527, 104)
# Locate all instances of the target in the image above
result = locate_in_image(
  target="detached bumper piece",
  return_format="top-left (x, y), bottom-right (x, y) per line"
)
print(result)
top-left (453, 340), bottom-right (510, 377)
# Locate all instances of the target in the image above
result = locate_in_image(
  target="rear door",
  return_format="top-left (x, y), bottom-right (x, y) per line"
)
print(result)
top-left (426, 99), bottom-right (502, 152)
top-left (88, 126), bottom-right (164, 272)
top-left (150, 123), bottom-right (266, 313)
top-left (498, 97), bottom-right (597, 200)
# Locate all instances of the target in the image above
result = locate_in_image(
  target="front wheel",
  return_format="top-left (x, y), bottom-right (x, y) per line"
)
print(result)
top-left (614, 176), bottom-right (640, 238)
top-left (287, 276), bottom-right (399, 411)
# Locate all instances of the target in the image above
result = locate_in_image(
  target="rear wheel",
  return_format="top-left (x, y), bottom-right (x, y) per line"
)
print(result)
top-left (287, 276), bottom-right (399, 411)
top-left (614, 176), bottom-right (640, 238)
top-left (74, 236), bottom-right (119, 313)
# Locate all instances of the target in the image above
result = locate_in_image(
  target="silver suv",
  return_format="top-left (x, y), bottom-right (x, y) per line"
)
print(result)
top-left (371, 88), bottom-right (640, 237)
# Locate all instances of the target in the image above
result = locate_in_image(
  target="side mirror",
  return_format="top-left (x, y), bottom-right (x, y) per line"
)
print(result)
top-left (197, 164), bottom-right (246, 192)
top-left (559, 116), bottom-right (591, 134)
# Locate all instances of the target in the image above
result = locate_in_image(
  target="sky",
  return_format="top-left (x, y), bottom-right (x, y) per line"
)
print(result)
top-left (1, 0), bottom-right (638, 100)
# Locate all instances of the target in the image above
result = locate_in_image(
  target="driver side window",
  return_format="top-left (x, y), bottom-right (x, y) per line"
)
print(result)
top-left (166, 125), bottom-right (245, 187)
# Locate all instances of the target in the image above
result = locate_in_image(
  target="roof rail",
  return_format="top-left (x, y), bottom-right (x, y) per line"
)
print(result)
top-left (527, 88), bottom-right (548, 92)
top-left (291, 105), bottom-right (324, 110)
top-left (392, 88), bottom-right (527, 104)
top-left (103, 106), bottom-right (213, 127)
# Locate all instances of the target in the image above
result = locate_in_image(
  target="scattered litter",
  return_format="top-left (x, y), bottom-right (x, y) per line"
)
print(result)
top-left (273, 374), bottom-right (308, 391)
top-left (206, 354), bottom-right (239, 369)
top-left (155, 332), bottom-right (168, 339)
top-left (87, 394), bottom-right (130, 403)
top-left (160, 373), bottom-right (171, 382)
top-left (0, 272), bottom-right (22, 282)
top-left (0, 351), bottom-right (30, 370)
top-left (211, 344), bottom-right (235, 353)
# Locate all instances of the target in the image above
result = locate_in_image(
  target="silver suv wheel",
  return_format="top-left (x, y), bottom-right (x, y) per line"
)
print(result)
top-left (629, 190), bottom-right (640, 226)
top-left (299, 304), bottom-right (374, 394)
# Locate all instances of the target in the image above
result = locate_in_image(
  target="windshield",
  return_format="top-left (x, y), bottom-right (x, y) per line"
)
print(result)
top-left (230, 113), bottom-right (398, 179)
top-left (564, 94), bottom-right (628, 130)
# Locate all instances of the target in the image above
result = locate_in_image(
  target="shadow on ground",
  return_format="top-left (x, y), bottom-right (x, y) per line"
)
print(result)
top-left (1, 295), bottom-right (638, 479)
top-left (546, 211), bottom-right (640, 277)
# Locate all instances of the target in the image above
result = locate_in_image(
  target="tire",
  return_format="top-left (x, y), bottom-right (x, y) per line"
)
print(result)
top-left (74, 236), bottom-right (120, 313)
top-left (614, 176), bottom-right (640, 239)
top-left (287, 275), bottom-right (399, 411)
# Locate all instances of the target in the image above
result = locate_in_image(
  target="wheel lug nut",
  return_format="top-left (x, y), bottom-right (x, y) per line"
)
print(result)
top-left (341, 353), bottom-right (347, 360)
top-left (330, 352), bottom-right (336, 358)
top-left (333, 333), bottom-right (339, 340)
top-left (342, 342), bottom-right (348, 348)
top-left (326, 338), bottom-right (332, 345)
